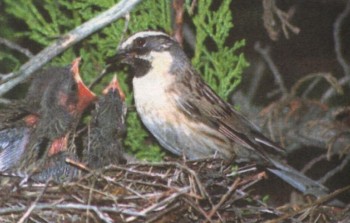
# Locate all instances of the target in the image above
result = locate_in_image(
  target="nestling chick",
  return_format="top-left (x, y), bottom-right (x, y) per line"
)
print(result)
top-left (0, 58), bottom-right (96, 182)
top-left (82, 75), bottom-right (127, 169)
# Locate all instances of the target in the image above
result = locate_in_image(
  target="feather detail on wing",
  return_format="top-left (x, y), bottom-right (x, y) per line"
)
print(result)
top-left (173, 69), bottom-right (285, 158)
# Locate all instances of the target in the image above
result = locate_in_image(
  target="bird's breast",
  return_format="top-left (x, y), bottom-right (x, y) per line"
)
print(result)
top-left (133, 65), bottom-right (176, 116)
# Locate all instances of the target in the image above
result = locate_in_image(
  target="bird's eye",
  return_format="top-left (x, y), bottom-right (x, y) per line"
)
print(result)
top-left (70, 82), bottom-right (77, 92)
top-left (71, 83), bottom-right (77, 91)
top-left (134, 38), bottom-right (146, 47)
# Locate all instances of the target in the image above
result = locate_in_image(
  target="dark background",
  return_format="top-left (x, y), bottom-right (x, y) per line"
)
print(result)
top-left (230, 0), bottom-right (349, 104)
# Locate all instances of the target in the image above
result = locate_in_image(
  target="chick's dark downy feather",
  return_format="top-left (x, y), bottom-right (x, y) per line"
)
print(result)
top-left (83, 76), bottom-right (126, 169)
top-left (0, 67), bottom-right (69, 172)
top-left (0, 58), bottom-right (96, 182)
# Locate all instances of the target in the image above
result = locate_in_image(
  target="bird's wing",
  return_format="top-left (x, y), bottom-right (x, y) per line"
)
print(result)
top-left (174, 70), bottom-right (284, 157)
top-left (172, 72), bottom-right (338, 200)
top-left (0, 127), bottom-right (29, 171)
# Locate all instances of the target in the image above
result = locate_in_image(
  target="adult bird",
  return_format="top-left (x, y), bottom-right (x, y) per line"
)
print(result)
top-left (113, 31), bottom-right (330, 199)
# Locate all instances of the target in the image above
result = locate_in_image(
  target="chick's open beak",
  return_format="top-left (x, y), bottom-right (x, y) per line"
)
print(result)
top-left (70, 57), bottom-right (96, 112)
top-left (102, 75), bottom-right (125, 101)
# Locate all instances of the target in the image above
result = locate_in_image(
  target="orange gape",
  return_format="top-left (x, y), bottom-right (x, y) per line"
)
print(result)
top-left (102, 75), bottom-right (126, 100)
top-left (47, 58), bottom-right (96, 157)
top-left (24, 114), bottom-right (39, 127)
top-left (48, 135), bottom-right (68, 156)
top-left (71, 57), bottom-right (96, 113)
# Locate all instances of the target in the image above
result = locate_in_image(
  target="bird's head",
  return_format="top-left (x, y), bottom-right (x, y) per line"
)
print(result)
top-left (114, 31), bottom-right (189, 78)
top-left (40, 58), bottom-right (96, 116)
top-left (92, 76), bottom-right (126, 138)
top-left (70, 58), bottom-right (97, 113)
top-left (102, 75), bottom-right (125, 101)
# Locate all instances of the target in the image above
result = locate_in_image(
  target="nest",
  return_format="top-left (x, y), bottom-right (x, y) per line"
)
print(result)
top-left (0, 158), bottom-right (349, 223)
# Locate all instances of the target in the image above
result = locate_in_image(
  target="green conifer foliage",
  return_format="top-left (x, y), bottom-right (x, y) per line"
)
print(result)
top-left (2, 0), bottom-right (248, 161)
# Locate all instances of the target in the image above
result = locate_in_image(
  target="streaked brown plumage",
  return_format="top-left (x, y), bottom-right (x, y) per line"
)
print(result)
top-left (114, 31), bottom-right (330, 198)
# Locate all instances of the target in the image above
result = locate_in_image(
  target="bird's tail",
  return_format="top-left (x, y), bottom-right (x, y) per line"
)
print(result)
top-left (267, 158), bottom-right (329, 197)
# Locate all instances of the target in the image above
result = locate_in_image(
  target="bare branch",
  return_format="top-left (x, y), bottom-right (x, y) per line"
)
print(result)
top-left (205, 178), bottom-right (241, 222)
top-left (334, 0), bottom-right (350, 78)
top-left (0, 203), bottom-right (143, 217)
top-left (318, 154), bottom-right (350, 184)
top-left (290, 72), bottom-right (343, 97)
top-left (172, 0), bottom-right (185, 46)
top-left (0, 37), bottom-right (34, 58)
top-left (0, 0), bottom-right (143, 97)
top-left (321, 1), bottom-right (350, 102)
top-left (247, 60), bottom-right (265, 102)
top-left (254, 42), bottom-right (288, 97)
top-left (266, 185), bottom-right (350, 223)
top-left (18, 179), bottom-right (51, 223)
top-left (321, 75), bottom-right (349, 102)
top-left (262, 0), bottom-right (300, 41)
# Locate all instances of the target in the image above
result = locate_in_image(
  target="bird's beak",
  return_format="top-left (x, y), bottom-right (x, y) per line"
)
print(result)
top-left (102, 75), bottom-right (125, 101)
top-left (107, 48), bottom-right (137, 65)
top-left (106, 49), bottom-right (125, 64)
top-left (115, 49), bottom-right (127, 62)
top-left (71, 57), bottom-right (97, 112)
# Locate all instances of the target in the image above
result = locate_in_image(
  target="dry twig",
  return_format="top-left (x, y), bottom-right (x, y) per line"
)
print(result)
top-left (0, 37), bottom-right (34, 58)
top-left (172, 0), bottom-right (185, 46)
top-left (321, 0), bottom-right (350, 102)
top-left (254, 42), bottom-right (288, 97)
top-left (262, 0), bottom-right (300, 41)
top-left (0, 159), bottom-right (348, 222)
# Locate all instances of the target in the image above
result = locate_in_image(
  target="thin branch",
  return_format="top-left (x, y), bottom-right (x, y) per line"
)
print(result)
top-left (205, 178), bottom-right (241, 223)
top-left (334, 0), bottom-right (350, 79)
top-left (301, 76), bottom-right (322, 98)
top-left (0, 37), bottom-right (34, 58)
top-left (319, 154), bottom-right (350, 184)
top-left (88, 66), bottom-right (109, 89)
top-left (247, 60), bottom-right (265, 102)
top-left (254, 42), bottom-right (288, 97)
top-left (0, 203), bottom-right (143, 217)
top-left (188, 0), bottom-right (197, 15)
top-left (321, 1), bottom-right (350, 102)
top-left (172, 0), bottom-right (185, 46)
top-left (301, 154), bottom-right (327, 174)
top-left (0, 98), bottom-right (12, 105)
top-left (290, 72), bottom-right (343, 97)
top-left (125, 187), bottom-right (190, 222)
top-left (118, 13), bottom-right (131, 50)
top-left (262, 0), bottom-right (279, 41)
top-left (262, 0), bottom-right (299, 41)
top-left (182, 196), bottom-right (213, 222)
top-left (144, 203), bottom-right (182, 223)
top-left (18, 179), bottom-right (51, 223)
top-left (0, 0), bottom-right (143, 96)
top-left (321, 73), bottom-right (349, 102)
top-left (183, 23), bottom-right (196, 50)
top-left (274, 5), bottom-right (299, 39)
top-left (127, 161), bottom-right (209, 198)
top-left (88, 13), bottom-right (131, 90)
top-left (266, 185), bottom-right (350, 223)
top-left (93, 209), bottom-right (114, 223)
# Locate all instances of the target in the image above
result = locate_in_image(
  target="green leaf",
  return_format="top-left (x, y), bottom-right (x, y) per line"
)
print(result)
top-left (191, 0), bottom-right (249, 100)
top-left (2, 0), bottom-right (248, 161)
